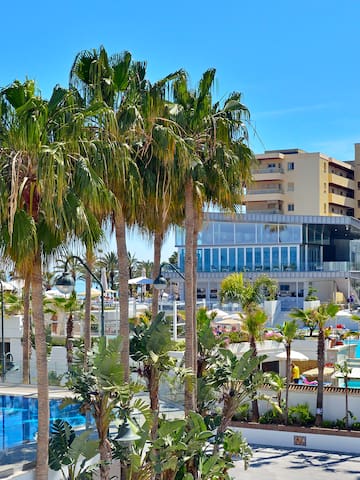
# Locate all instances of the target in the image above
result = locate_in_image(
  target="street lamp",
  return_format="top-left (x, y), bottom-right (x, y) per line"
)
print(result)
top-left (55, 255), bottom-right (105, 338)
top-left (115, 418), bottom-right (140, 480)
top-left (153, 263), bottom-right (185, 341)
top-left (153, 262), bottom-right (185, 290)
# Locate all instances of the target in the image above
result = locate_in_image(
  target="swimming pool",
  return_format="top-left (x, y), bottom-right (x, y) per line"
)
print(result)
top-left (0, 395), bottom-right (88, 449)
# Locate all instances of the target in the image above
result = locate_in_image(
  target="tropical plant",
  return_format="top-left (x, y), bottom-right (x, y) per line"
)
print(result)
top-left (289, 307), bottom-right (318, 336)
top-left (70, 46), bottom-right (145, 382)
top-left (207, 349), bottom-right (267, 438)
top-left (0, 79), bottom-right (100, 478)
top-left (64, 336), bottom-right (149, 480)
top-left (48, 419), bottom-right (98, 479)
top-left (130, 311), bottom-right (177, 439)
top-left (169, 69), bottom-right (255, 413)
top-left (278, 319), bottom-right (298, 424)
top-left (335, 361), bottom-right (353, 429)
top-left (290, 302), bottom-right (340, 426)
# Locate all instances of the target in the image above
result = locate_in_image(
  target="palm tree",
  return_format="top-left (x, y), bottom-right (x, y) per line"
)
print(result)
top-left (0, 79), bottom-right (103, 478)
top-left (130, 311), bottom-right (176, 439)
top-left (278, 319), bottom-right (298, 424)
top-left (70, 47), bottom-right (145, 382)
top-left (291, 302), bottom-right (339, 426)
top-left (98, 251), bottom-right (118, 290)
top-left (219, 272), bottom-right (276, 420)
top-left (170, 71), bottom-right (256, 412)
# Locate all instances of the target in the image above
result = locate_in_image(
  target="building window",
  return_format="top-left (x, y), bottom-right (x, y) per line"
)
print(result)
top-left (358, 182), bottom-right (360, 189)
top-left (324, 204), bottom-right (327, 213)
top-left (323, 183), bottom-right (327, 193)
top-left (287, 182), bottom-right (294, 192)
top-left (324, 162), bottom-right (327, 173)
top-left (288, 204), bottom-right (295, 212)
top-left (288, 162), bottom-right (295, 171)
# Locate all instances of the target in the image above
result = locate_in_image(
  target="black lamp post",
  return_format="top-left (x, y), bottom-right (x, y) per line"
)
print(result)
top-left (115, 418), bottom-right (141, 480)
top-left (153, 262), bottom-right (185, 291)
top-left (55, 255), bottom-right (105, 338)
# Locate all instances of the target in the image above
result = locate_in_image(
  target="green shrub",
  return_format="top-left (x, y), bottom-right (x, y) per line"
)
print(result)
top-left (259, 408), bottom-right (282, 424)
top-left (232, 403), bottom-right (251, 422)
top-left (227, 331), bottom-right (247, 343)
top-left (288, 403), bottom-right (315, 427)
top-left (51, 336), bottom-right (66, 347)
top-left (321, 420), bottom-right (336, 429)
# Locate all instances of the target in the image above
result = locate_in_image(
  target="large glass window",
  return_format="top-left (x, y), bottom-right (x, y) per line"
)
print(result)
top-left (221, 248), bottom-right (228, 271)
top-left (179, 248), bottom-right (185, 271)
top-left (272, 247), bottom-right (279, 269)
top-left (290, 247), bottom-right (297, 269)
top-left (263, 247), bottom-right (270, 270)
top-left (204, 249), bottom-right (211, 272)
top-left (198, 223), bottom-right (213, 245)
top-left (279, 225), bottom-right (302, 243)
top-left (237, 248), bottom-right (244, 271)
top-left (214, 223), bottom-right (234, 245)
top-left (257, 224), bottom-right (278, 243)
top-left (246, 248), bottom-right (253, 270)
top-left (229, 248), bottom-right (236, 272)
top-left (255, 248), bottom-right (262, 269)
top-left (197, 249), bottom-right (203, 272)
top-left (235, 223), bottom-right (256, 244)
top-left (281, 247), bottom-right (288, 270)
top-left (212, 249), bottom-right (219, 271)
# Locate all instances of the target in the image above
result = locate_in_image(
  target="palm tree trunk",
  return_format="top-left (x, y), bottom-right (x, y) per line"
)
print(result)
top-left (84, 251), bottom-right (94, 364)
top-left (151, 230), bottom-right (163, 318)
top-left (184, 180), bottom-right (196, 414)
top-left (250, 336), bottom-right (259, 422)
top-left (285, 344), bottom-right (291, 425)
top-left (315, 328), bottom-right (325, 426)
top-left (32, 251), bottom-right (49, 479)
top-left (115, 209), bottom-right (130, 382)
top-left (66, 313), bottom-right (74, 368)
top-left (22, 273), bottom-right (31, 384)
top-left (192, 214), bottom-right (200, 390)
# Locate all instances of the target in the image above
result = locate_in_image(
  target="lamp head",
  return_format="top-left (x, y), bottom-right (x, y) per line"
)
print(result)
top-left (153, 274), bottom-right (168, 291)
top-left (115, 419), bottom-right (141, 443)
top-left (55, 272), bottom-right (75, 295)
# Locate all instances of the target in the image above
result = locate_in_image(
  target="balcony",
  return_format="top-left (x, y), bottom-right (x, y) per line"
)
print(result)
top-left (328, 193), bottom-right (355, 209)
top-left (252, 167), bottom-right (284, 181)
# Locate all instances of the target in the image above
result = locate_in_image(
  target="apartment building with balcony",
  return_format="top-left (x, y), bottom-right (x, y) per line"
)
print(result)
top-left (246, 145), bottom-right (360, 218)
top-left (169, 144), bottom-right (360, 319)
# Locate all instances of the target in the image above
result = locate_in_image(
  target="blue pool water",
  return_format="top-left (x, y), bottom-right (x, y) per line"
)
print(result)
top-left (0, 395), bottom-right (88, 449)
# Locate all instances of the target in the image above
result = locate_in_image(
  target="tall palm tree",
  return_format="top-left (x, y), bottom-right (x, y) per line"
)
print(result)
top-left (290, 302), bottom-right (339, 426)
top-left (278, 319), bottom-right (298, 424)
top-left (0, 79), bottom-right (104, 478)
top-left (70, 47), bottom-right (145, 382)
top-left (219, 272), bottom-right (275, 421)
top-left (98, 251), bottom-right (118, 290)
top-left (170, 70), bottom-right (256, 413)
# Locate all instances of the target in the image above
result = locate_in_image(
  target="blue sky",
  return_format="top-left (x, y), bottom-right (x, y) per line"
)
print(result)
top-left (2, 0), bottom-right (360, 261)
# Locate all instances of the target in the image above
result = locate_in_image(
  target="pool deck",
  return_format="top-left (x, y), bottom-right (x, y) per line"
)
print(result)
top-left (0, 383), bottom-right (73, 399)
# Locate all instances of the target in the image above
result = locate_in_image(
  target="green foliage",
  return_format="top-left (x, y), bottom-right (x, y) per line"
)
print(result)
top-left (232, 403), bottom-right (251, 422)
top-left (305, 285), bottom-right (318, 301)
top-left (48, 370), bottom-right (63, 386)
top-left (48, 419), bottom-right (98, 479)
top-left (288, 403), bottom-right (315, 426)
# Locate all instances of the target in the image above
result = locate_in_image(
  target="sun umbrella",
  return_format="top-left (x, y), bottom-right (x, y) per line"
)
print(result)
top-left (128, 276), bottom-right (153, 285)
top-left (216, 317), bottom-right (242, 326)
top-left (303, 367), bottom-right (335, 379)
top-left (276, 350), bottom-right (309, 361)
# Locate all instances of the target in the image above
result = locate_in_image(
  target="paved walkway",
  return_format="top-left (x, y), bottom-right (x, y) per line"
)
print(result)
top-left (232, 445), bottom-right (360, 479)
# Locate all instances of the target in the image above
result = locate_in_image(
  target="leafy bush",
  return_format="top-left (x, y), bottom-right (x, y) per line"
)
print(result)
top-left (232, 403), bottom-right (251, 422)
top-left (288, 403), bottom-right (315, 426)
top-left (259, 408), bottom-right (282, 424)
top-left (227, 331), bottom-right (247, 343)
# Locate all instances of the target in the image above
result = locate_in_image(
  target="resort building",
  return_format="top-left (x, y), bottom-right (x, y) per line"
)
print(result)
top-left (246, 144), bottom-right (360, 218)
top-left (170, 144), bottom-right (360, 320)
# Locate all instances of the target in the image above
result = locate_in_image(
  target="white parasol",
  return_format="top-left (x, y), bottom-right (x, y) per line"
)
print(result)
top-left (276, 350), bottom-right (309, 361)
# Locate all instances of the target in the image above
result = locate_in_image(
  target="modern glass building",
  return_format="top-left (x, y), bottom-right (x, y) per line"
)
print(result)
top-left (174, 212), bottom-right (360, 307)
